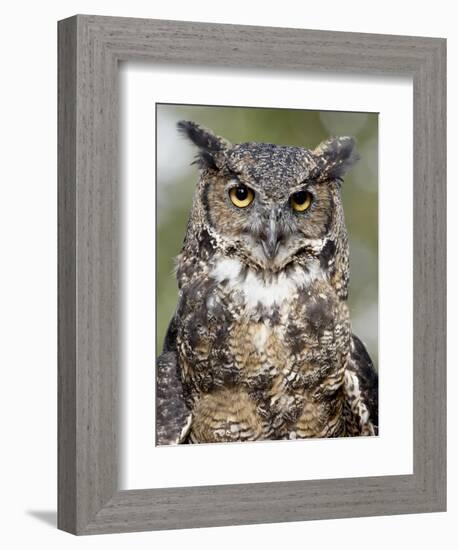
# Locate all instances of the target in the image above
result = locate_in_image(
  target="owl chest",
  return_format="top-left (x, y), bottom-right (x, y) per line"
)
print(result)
top-left (180, 293), bottom-right (348, 442)
top-left (178, 293), bottom-right (289, 393)
top-left (177, 272), bottom-right (346, 399)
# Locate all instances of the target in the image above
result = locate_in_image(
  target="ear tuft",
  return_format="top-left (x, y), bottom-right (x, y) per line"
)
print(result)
top-left (313, 136), bottom-right (359, 181)
top-left (177, 120), bottom-right (231, 170)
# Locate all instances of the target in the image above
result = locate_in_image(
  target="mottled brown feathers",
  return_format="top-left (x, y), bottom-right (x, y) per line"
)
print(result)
top-left (156, 351), bottom-right (192, 445)
top-left (190, 389), bottom-right (266, 443)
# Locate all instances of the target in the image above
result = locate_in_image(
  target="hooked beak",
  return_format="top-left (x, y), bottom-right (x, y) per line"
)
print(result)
top-left (261, 208), bottom-right (282, 260)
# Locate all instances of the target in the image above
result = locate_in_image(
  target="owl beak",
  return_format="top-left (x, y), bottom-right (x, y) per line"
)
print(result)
top-left (261, 209), bottom-right (281, 260)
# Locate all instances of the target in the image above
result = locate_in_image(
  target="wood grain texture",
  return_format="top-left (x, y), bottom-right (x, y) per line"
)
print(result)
top-left (58, 16), bottom-right (77, 533)
top-left (57, 14), bottom-right (446, 535)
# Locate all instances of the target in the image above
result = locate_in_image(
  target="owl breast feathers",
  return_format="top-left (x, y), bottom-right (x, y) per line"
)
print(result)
top-left (156, 120), bottom-right (378, 445)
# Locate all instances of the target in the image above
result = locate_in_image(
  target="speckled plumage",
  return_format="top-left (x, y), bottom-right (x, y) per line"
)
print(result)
top-left (156, 121), bottom-right (378, 445)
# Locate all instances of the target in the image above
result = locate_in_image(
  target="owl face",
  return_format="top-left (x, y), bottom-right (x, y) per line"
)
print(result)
top-left (178, 121), bottom-right (357, 272)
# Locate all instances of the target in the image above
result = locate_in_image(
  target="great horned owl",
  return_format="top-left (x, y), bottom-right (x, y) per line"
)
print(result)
top-left (156, 120), bottom-right (378, 445)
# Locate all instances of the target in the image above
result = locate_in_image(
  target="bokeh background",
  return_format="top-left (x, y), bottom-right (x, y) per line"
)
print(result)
top-left (156, 104), bottom-right (378, 369)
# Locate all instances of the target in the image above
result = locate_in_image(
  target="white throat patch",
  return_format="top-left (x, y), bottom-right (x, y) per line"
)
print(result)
top-left (211, 257), bottom-right (324, 309)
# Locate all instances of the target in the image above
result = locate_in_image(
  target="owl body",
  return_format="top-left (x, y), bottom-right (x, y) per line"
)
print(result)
top-left (156, 122), bottom-right (378, 445)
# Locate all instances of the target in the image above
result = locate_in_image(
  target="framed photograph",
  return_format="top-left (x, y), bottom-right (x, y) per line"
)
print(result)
top-left (58, 15), bottom-right (446, 535)
top-left (154, 103), bottom-right (379, 448)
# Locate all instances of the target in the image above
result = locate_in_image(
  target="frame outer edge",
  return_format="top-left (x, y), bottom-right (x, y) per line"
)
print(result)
top-left (57, 15), bottom-right (78, 534)
top-left (437, 39), bottom-right (447, 511)
top-left (411, 39), bottom-right (445, 511)
top-left (415, 38), bottom-right (447, 510)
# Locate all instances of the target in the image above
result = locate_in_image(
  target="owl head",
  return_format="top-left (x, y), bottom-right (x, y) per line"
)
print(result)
top-left (178, 120), bottom-right (358, 280)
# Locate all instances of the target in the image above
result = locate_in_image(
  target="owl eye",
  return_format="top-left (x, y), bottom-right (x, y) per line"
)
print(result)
top-left (229, 184), bottom-right (255, 208)
top-left (291, 191), bottom-right (313, 212)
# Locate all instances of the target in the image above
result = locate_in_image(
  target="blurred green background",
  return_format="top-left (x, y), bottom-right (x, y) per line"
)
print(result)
top-left (156, 104), bottom-right (378, 369)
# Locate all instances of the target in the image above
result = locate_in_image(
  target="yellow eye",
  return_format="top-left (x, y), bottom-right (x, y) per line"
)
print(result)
top-left (291, 191), bottom-right (312, 212)
top-left (229, 185), bottom-right (255, 208)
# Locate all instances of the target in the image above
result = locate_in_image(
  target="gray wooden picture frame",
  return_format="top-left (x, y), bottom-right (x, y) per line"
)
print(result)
top-left (58, 14), bottom-right (446, 535)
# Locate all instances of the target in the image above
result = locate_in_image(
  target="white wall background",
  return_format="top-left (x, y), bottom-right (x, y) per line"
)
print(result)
top-left (0, 1), bottom-right (454, 548)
